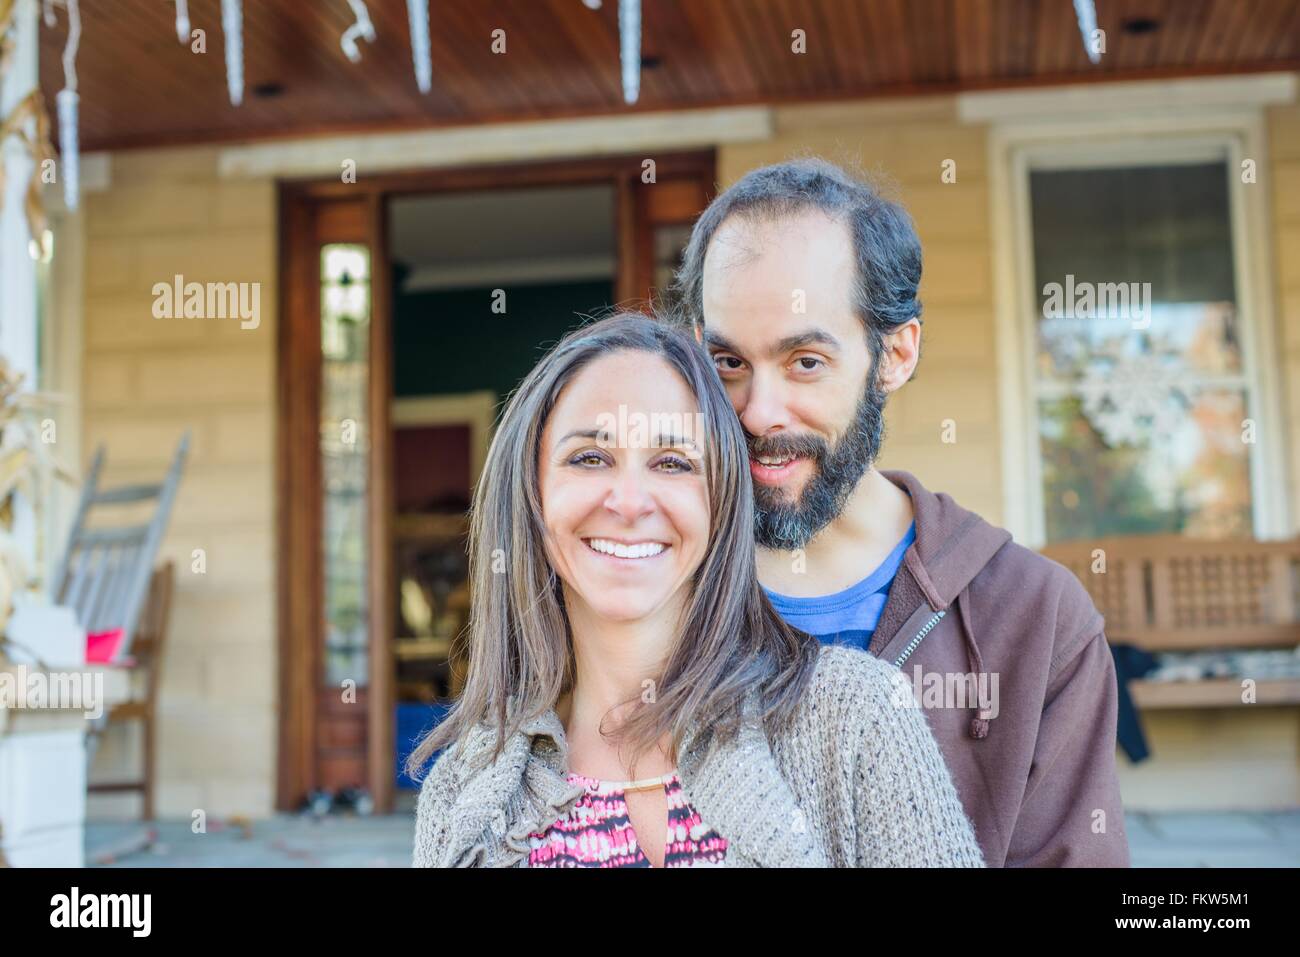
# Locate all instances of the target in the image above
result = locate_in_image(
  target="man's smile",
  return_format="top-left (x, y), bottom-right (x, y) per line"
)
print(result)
top-left (749, 453), bottom-right (809, 486)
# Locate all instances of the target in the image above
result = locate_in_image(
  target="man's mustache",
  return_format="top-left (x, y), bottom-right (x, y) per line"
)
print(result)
top-left (748, 432), bottom-right (829, 461)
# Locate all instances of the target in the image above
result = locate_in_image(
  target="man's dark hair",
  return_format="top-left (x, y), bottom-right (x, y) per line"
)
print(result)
top-left (672, 157), bottom-right (923, 366)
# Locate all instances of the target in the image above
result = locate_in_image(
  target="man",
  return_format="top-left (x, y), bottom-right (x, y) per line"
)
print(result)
top-left (672, 158), bottom-right (1129, 867)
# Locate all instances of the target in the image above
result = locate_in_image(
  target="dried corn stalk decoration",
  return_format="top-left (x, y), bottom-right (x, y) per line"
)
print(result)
top-left (341, 0), bottom-right (375, 63)
top-left (0, 0), bottom-right (55, 249)
top-left (0, 0), bottom-right (16, 80)
top-left (0, 355), bottom-right (76, 639)
top-left (221, 0), bottom-right (243, 105)
top-left (619, 0), bottom-right (640, 104)
top-left (0, 91), bottom-right (54, 251)
top-left (406, 0), bottom-right (431, 93)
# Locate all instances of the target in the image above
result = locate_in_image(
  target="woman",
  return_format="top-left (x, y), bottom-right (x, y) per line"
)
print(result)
top-left (409, 311), bottom-right (982, 868)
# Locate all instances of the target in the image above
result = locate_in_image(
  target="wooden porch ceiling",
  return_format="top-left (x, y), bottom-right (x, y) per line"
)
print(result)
top-left (38, 0), bottom-right (1300, 152)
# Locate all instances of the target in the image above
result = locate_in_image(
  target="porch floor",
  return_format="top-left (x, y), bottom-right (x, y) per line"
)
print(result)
top-left (83, 806), bottom-right (1300, 867)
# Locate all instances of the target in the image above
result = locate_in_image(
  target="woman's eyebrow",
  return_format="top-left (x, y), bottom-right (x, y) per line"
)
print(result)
top-left (654, 434), bottom-right (699, 451)
top-left (556, 428), bottom-right (699, 452)
top-left (556, 428), bottom-right (612, 444)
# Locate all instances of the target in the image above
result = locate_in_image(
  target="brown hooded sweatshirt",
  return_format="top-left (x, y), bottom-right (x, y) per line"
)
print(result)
top-left (865, 470), bottom-right (1130, 867)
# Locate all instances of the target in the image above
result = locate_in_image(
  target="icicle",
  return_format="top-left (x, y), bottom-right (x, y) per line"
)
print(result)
top-left (341, 0), bottom-right (376, 63)
top-left (1073, 0), bottom-right (1101, 64)
top-left (57, 92), bottom-right (78, 212)
top-left (58, 0), bottom-right (82, 211)
top-left (222, 0), bottom-right (244, 106)
top-left (175, 0), bottom-right (190, 44)
top-left (406, 0), bottom-right (431, 93)
top-left (618, 0), bottom-right (640, 104)
top-left (42, 0), bottom-right (56, 27)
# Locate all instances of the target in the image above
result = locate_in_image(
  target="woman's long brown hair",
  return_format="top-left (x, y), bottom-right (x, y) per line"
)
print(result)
top-left (405, 310), bottom-right (819, 781)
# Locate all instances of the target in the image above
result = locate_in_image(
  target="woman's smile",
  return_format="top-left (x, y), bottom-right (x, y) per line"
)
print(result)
top-left (582, 537), bottom-right (670, 561)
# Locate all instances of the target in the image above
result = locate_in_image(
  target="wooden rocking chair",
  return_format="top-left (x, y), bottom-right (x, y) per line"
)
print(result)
top-left (51, 432), bottom-right (190, 780)
top-left (85, 561), bottom-right (175, 820)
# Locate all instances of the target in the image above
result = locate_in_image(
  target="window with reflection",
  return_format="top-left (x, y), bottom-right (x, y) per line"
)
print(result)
top-left (1029, 161), bottom-right (1254, 542)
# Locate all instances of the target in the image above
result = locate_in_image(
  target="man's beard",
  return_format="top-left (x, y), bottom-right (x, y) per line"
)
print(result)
top-left (749, 383), bottom-right (887, 550)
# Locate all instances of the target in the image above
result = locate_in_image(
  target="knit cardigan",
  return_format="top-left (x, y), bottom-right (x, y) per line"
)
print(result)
top-left (412, 645), bottom-right (985, 868)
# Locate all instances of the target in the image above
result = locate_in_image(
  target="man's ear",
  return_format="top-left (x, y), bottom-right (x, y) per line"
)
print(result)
top-left (877, 318), bottom-right (921, 393)
top-left (693, 323), bottom-right (704, 345)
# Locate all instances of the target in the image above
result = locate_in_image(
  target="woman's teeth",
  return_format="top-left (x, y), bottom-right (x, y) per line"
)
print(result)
top-left (586, 538), bottom-right (667, 559)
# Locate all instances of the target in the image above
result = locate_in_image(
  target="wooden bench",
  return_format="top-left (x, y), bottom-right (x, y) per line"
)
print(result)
top-left (1039, 536), bottom-right (1300, 709)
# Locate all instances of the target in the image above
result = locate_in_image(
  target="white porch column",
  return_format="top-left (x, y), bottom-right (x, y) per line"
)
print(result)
top-left (0, 4), bottom-right (74, 870)
top-left (0, 0), bottom-right (39, 566)
top-left (1, 0), bottom-right (38, 382)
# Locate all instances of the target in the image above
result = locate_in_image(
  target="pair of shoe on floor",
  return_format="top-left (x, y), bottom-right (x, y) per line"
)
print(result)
top-left (301, 787), bottom-right (374, 817)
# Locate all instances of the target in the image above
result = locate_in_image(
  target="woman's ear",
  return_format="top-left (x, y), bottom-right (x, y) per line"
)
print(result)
top-left (877, 318), bottom-right (921, 393)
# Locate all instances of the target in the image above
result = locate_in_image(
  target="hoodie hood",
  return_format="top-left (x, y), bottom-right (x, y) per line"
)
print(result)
top-left (882, 470), bottom-right (1012, 607)
top-left (874, 470), bottom-right (1012, 739)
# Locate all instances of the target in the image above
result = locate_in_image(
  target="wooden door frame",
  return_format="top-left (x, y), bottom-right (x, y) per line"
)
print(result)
top-left (277, 193), bottom-right (395, 813)
top-left (276, 149), bottom-right (716, 813)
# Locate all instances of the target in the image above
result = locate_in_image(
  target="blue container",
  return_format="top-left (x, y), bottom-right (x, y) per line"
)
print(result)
top-left (396, 701), bottom-right (450, 789)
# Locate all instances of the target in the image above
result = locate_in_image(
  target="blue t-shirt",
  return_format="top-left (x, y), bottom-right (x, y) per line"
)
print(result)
top-left (763, 522), bottom-right (916, 651)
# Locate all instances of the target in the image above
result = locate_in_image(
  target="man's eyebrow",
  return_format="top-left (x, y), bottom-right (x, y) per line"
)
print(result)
top-left (702, 330), bottom-right (743, 355)
top-left (703, 328), bottom-right (841, 359)
top-left (772, 330), bottom-right (841, 356)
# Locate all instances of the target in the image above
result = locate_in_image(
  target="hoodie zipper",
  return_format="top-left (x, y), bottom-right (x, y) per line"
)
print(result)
top-left (892, 610), bottom-right (946, 668)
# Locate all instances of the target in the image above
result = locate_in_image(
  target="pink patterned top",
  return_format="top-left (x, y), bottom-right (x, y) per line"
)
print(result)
top-left (525, 769), bottom-right (729, 868)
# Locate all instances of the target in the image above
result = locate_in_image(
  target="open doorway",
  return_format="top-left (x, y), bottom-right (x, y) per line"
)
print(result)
top-left (388, 184), bottom-right (617, 808)
top-left (277, 152), bottom-right (714, 814)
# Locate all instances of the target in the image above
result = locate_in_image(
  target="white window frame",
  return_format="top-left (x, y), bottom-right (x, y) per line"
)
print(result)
top-left (976, 76), bottom-right (1294, 546)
